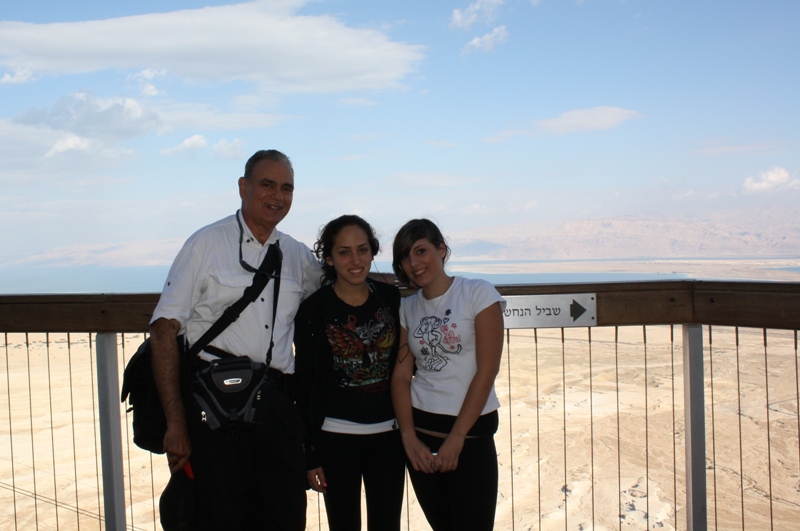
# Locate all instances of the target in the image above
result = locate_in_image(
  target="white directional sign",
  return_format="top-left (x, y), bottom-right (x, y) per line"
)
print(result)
top-left (502, 294), bottom-right (597, 329)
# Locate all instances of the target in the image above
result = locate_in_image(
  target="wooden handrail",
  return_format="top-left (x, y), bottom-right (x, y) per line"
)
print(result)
top-left (1, 280), bottom-right (798, 333)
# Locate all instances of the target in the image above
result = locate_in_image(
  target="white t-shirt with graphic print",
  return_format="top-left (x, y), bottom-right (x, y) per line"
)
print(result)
top-left (400, 276), bottom-right (506, 417)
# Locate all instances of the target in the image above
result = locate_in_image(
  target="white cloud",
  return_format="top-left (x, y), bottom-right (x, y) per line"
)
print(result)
top-left (452, 0), bottom-right (505, 29)
top-left (537, 106), bottom-right (640, 134)
top-left (130, 68), bottom-right (168, 96)
top-left (340, 97), bottom-right (379, 107)
top-left (0, 119), bottom-right (133, 184)
top-left (14, 91), bottom-right (162, 140)
top-left (158, 103), bottom-right (291, 131)
top-left (742, 167), bottom-right (799, 194)
top-left (0, 2), bottom-right (424, 94)
top-left (134, 68), bottom-right (166, 81)
top-left (462, 26), bottom-right (509, 55)
top-left (8, 90), bottom-right (289, 163)
top-left (213, 138), bottom-right (245, 159)
top-left (45, 134), bottom-right (91, 157)
top-left (161, 134), bottom-right (208, 156)
top-left (16, 239), bottom-right (185, 267)
top-left (0, 67), bottom-right (33, 84)
top-left (140, 84), bottom-right (159, 96)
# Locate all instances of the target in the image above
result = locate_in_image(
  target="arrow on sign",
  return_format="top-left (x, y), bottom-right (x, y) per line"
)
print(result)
top-left (570, 300), bottom-right (587, 322)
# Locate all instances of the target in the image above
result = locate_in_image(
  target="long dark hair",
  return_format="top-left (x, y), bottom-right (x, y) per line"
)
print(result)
top-left (314, 215), bottom-right (380, 285)
top-left (391, 218), bottom-right (451, 284)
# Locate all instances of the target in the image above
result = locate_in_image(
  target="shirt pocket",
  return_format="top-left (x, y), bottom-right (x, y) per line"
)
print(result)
top-left (206, 270), bottom-right (254, 311)
top-left (277, 277), bottom-right (304, 326)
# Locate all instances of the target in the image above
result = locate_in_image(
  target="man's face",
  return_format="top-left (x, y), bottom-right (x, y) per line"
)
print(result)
top-left (238, 158), bottom-right (294, 241)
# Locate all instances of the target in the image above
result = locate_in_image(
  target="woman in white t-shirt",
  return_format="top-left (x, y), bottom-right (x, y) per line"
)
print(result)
top-left (391, 219), bottom-right (506, 531)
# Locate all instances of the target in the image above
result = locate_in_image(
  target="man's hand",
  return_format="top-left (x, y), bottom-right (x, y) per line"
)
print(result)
top-left (164, 423), bottom-right (192, 474)
top-left (150, 318), bottom-right (191, 474)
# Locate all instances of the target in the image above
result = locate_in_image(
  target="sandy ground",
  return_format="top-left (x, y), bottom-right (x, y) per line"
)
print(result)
top-left (1, 262), bottom-right (799, 530)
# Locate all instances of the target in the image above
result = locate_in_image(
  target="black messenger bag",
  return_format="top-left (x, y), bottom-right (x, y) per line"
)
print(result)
top-left (121, 238), bottom-right (282, 450)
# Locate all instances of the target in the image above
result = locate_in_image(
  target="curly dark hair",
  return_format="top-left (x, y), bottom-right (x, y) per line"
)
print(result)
top-left (391, 218), bottom-right (450, 284)
top-left (314, 215), bottom-right (380, 285)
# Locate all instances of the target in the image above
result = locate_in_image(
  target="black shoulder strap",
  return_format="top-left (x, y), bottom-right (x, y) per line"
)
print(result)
top-left (187, 240), bottom-right (282, 360)
top-left (265, 245), bottom-right (281, 367)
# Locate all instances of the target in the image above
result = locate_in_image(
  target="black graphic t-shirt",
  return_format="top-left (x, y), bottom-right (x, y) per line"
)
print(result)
top-left (294, 281), bottom-right (401, 467)
top-left (325, 292), bottom-right (395, 394)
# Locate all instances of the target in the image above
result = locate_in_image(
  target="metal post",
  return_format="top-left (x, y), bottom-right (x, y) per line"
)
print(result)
top-left (682, 324), bottom-right (707, 531)
top-left (96, 333), bottom-right (127, 531)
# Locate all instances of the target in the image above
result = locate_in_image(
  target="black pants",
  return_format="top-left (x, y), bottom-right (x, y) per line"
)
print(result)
top-left (319, 429), bottom-right (405, 531)
top-left (407, 431), bottom-right (498, 531)
top-left (185, 383), bottom-right (307, 530)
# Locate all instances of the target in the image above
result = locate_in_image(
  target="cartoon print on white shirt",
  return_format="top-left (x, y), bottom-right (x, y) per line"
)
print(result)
top-left (412, 308), bottom-right (462, 372)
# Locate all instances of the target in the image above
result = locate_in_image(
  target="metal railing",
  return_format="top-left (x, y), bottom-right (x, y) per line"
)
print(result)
top-left (1, 280), bottom-right (799, 530)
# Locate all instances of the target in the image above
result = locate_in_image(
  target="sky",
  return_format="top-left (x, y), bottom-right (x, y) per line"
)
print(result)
top-left (1, 0), bottom-right (799, 288)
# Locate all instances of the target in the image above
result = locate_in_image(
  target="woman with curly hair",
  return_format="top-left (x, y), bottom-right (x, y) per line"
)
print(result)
top-left (294, 214), bottom-right (404, 530)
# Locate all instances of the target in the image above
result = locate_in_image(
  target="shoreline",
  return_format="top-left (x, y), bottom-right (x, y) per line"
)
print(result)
top-left (0, 258), bottom-right (798, 295)
top-left (448, 257), bottom-right (800, 283)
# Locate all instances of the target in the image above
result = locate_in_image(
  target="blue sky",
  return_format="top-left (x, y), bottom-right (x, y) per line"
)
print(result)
top-left (1, 0), bottom-right (798, 278)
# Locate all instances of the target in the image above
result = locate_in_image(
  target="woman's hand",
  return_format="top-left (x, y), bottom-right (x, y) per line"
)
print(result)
top-left (307, 467), bottom-right (327, 493)
top-left (402, 433), bottom-right (438, 474)
top-left (434, 433), bottom-right (465, 472)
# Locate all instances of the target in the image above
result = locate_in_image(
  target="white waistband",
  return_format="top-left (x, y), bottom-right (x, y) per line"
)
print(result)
top-left (321, 417), bottom-right (396, 435)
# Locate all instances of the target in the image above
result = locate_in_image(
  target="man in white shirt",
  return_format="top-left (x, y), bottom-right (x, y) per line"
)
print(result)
top-left (150, 149), bottom-right (321, 530)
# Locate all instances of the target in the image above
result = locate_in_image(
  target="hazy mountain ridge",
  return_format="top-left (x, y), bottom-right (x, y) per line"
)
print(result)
top-left (449, 209), bottom-right (800, 260)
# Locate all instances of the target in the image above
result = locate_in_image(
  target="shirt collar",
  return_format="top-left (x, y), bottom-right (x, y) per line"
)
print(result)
top-left (237, 209), bottom-right (278, 246)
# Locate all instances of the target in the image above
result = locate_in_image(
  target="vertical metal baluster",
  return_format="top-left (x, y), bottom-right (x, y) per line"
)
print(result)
top-left (670, 324), bottom-right (678, 529)
top-left (96, 332), bottom-right (126, 530)
top-left (534, 328), bottom-right (542, 531)
top-left (4, 333), bottom-right (19, 530)
top-left (588, 327), bottom-right (596, 529)
top-left (25, 333), bottom-right (40, 528)
top-left (46, 333), bottom-right (61, 529)
top-left (561, 327), bottom-right (567, 531)
top-left (708, 326), bottom-right (718, 530)
top-left (763, 329), bottom-right (774, 531)
top-left (643, 325), bottom-right (650, 530)
top-left (505, 328), bottom-right (516, 530)
top-left (683, 323), bottom-right (706, 531)
top-left (615, 326), bottom-right (622, 531)
top-left (734, 328), bottom-right (744, 529)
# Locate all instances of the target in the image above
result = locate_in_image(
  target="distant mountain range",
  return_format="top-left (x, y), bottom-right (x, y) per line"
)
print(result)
top-left (447, 208), bottom-right (800, 260)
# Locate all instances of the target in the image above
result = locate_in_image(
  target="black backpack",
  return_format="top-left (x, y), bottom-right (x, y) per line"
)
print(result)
top-left (120, 337), bottom-right (174, 454)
